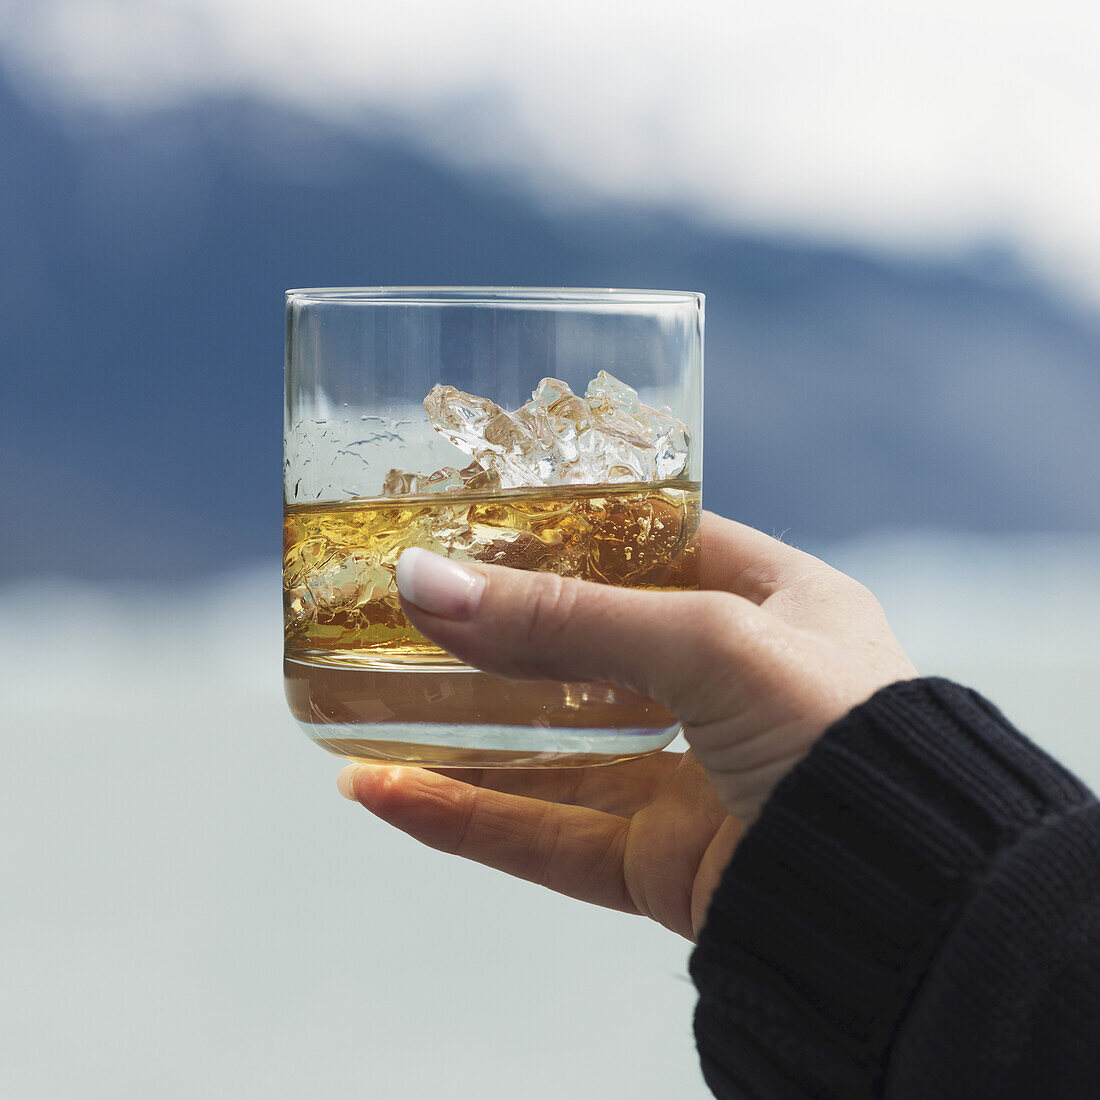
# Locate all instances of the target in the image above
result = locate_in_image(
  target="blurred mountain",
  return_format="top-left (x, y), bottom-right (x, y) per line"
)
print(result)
top-left (3, 68), bottom-right (1098, 580)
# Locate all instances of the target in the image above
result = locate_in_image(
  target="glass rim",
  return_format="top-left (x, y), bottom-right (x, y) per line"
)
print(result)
top-left (285, 286), bottom-right (704, 307)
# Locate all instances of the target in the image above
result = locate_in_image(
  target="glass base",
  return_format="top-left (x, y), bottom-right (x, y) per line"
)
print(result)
top-left (302, 725), bottom-right (678, 768)
top-left (285, 656), bottom-right (679, 768)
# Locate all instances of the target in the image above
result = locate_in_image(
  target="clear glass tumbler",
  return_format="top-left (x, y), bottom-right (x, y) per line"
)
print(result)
top-left (284, 287), bottom-right (704, 767)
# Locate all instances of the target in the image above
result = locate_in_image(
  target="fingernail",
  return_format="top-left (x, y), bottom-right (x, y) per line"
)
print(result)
top-left (337, 765), bottom-right (362, 801)
top-left (396, 547), bottom-right (486, 620)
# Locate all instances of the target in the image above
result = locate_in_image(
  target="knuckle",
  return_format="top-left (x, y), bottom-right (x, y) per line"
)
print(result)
top-left (670, 593), bottom-right (755, 693)
top-left (789, 565), bottom-right (877, 612)
top-left (836, 574), bottom-right (885, 615)
top-left (442, 783), bottom-right (479, 857)
top-left (523, 572), bottom-right (581, 646)
top-left (693, 592), bottom-right (752, 650)
top-left (791, 562), bottom-right (840, 594)
top-left (525, 805), bottom-right (565, 890)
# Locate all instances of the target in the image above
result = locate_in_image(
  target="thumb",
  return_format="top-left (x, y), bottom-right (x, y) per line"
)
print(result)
top-left (394, 547), bottom-right (761, 725)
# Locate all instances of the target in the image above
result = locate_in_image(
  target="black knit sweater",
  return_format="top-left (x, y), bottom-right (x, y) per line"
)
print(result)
top-left (690, 677), bottom-right (1100, 1098)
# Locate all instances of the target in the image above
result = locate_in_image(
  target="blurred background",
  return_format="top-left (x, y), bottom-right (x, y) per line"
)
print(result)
top-left (2, 2), bottom-right (1098, 1096)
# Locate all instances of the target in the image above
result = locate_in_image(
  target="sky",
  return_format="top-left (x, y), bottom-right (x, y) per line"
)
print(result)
top-left (2, 1), bottom-right (1100, 304)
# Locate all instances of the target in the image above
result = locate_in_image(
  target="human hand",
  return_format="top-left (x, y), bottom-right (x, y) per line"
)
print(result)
top-left (337, 512), bottom-right (917, 938)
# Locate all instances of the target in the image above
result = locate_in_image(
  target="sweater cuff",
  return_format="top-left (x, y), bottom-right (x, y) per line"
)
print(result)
top-left (689, 677), bottom-right (1094, 1098)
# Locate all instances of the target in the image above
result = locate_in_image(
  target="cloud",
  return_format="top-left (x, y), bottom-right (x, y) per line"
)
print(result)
top-left (4, 0), bottom-right (1100, 301)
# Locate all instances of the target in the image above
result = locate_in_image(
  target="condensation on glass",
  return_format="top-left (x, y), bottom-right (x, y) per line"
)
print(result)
top-left (284, 287), bottom-right (704, 767)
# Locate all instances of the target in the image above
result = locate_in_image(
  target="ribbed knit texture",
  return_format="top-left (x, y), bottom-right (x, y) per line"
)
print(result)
top-left (690, 677), bottom-right (1100, 1098)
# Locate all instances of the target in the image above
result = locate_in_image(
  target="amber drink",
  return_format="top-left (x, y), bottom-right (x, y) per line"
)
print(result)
top-left (284, 288), bottom-right (704, 767)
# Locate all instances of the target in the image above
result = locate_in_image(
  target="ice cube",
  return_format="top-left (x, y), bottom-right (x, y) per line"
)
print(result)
top-left (513, 377), bottom-right (590, 472)
top-left (421, 466), bottom-right (465, 492)
top-left (458, 460), bottom-right (502, 491)
top-left (583, 371), bottom-right (690, 482)
top-left (305, 552), bottom-right (393, 612)
top-left (391, 371), bottom-right (690, 496)
top-left (383, 468), bottom-right (421, 496)
top-left (424, 385), bottom-right (551, 487)
top-left (382, 460), bottom-right (500, 495)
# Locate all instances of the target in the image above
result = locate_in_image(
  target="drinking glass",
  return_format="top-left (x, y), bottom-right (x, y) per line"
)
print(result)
top-left (284, 287), bottom-right (704, 767)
